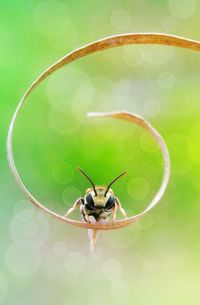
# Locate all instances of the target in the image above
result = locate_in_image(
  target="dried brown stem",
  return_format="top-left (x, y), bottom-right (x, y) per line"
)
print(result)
top-left (7, 33), bottom-right (200, 230)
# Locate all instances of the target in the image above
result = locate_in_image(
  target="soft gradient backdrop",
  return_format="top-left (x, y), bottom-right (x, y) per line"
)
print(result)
top-left (1, 1), bottom-right (200, 304)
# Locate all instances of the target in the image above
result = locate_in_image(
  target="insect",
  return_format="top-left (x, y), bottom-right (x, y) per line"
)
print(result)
top-left (64, 168), bottom-right (127, 253)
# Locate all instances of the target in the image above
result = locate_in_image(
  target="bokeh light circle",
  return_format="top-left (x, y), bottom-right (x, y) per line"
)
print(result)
top-left (64, 251), bottom-right (86, 273)
top-left (127, 177), bottom-right (150, 200)
top-left (10, 204), bottom-right (49, 248)
top-left (13, 199), bottom-right (35, 222)
top-left (34, 0), bottom-right (78, 50)
top-left (158, 72), bottom-right (175, 89)
top-left (110, 9), bottom-right (132, 30)
top-left (102, 258), bottom-right (123, 280)
top-left (168, 0), bottom-right (196, 19)
top-left (5, 244), bottom-right (41, 277)
top-left (110, 278), bottom-right (130, 299)
top-left (62, 186), bottom-right (82, 207)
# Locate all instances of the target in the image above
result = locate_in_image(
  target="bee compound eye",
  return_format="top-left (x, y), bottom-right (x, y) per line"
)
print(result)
top-left (105, 196), bottom-right (115, 209)
top-left (86, 193), bottom-right (95, 207)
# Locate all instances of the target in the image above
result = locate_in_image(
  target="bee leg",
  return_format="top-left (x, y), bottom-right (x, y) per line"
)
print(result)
top-left (115, 197), bottom-right (127, 218)
top-left (88, 229), bottom-right (99, 254)
top-left (82, 205), bottom-right (91, 223)
top-left (63, 198), bottom-right (83, 218)
top-left (111, 202), bottom-right (118, 223)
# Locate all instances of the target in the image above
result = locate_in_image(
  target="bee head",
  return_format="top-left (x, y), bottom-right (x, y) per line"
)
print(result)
top-left (85, 187), bottom-right (115, 209)
top-left (78, 168), bottom-right (127, 210)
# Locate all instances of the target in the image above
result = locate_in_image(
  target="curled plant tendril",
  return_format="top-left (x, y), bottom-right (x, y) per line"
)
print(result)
top-left (7, 33), bottom-right (200, 230)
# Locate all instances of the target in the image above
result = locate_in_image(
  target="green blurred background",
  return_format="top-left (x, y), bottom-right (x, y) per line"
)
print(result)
top-left (1, 0), bottom-right (200, 304)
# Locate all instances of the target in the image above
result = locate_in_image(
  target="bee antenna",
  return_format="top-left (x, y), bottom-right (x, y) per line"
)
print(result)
top-left (77, 167), bottom-right (97, 196)
top-left (104, 171), bottom-right (127, 196)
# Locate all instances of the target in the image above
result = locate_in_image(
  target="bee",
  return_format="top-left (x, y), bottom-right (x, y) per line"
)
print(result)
top-left (64, 168), bottom-right (127, 253)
